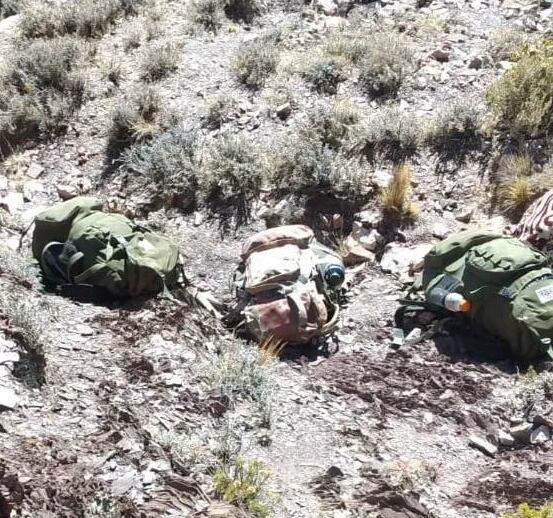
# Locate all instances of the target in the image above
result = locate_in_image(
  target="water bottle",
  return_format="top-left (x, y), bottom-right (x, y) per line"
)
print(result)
top-left (428, 287), bottom-right (471, 313)
top-left (312, 243), bottom-right (345, 289)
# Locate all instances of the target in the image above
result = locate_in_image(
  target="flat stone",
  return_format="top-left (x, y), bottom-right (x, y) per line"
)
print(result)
top-left (510, 422), bottom-right (533, 443)
top-left (0, 192), bottom-right (24, 214)
top-left (530, 425), bottom-right (550, 444)
top-left (276, 102), bottom-right (292, 120)
top-left (0, 387), bottom-right (17, 410)
top-left (0, 176), bottom-right (8, 190)
top-left (431, 49), bottom-right (450, 62)
top-left (468, 57), bottom-right (483, 69)
top-left (0, 14), bottom-right (20, 35)
top-left (0, 352), bottom-right (19, 364)
top-left (498, 430), bottom-right (515, 446)
top-left (380, 242), bottom-right (433, 275)
top-left (57, 184), bottom-right (78, 200)
top-left (26, 163), bottom-right (44, 179)
top-left (75, 324), bottom-right (94, 337)
top-left (147, 459), bottom-right (171, 472)
top-left (469, 434), bottom-right (497, 456)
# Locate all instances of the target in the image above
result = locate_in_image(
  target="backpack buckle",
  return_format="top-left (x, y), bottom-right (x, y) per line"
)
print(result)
top-left (498, 287), bottom-right (515, 300)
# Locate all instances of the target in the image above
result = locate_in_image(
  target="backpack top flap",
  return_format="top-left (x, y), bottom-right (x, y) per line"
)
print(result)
top-left (32, 196), bottom-right (103, 259)
top-left (241, 225), bottom-right (314, 260)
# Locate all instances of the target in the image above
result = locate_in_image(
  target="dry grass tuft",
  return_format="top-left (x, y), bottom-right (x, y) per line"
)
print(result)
top-left (232, 32), bottom-right (281, 87)
top-left (140, 41), bottom-right (180, 81)
top-left (380, 163), bottom-right (418, 218)
top-left (188, 0), bottom-right (225, 32)
top-left (496, 176), bottom-right (534, 217)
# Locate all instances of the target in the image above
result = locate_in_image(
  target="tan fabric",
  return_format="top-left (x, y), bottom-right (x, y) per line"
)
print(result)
top-left (241, 225), bottom-right (314, 260)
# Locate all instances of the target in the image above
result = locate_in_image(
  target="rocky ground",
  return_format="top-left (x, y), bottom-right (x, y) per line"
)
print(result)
top-left (1, 0), bottom-right (553, 517)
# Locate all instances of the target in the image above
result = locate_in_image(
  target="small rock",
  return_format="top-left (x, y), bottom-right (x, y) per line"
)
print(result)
top-left (355, 210), bottom-right (381, 228)
top-left (498, 430), bottom-right (515, 446)
top-left (0, 14), bottom-right (20, 35)
top-left (468, 57), bottom-right (483, 70)
top-left (26, 163), bottom-right (44, 179)
top-left (469, 434), bottom-right (498, 456)
top-left (530, 425), bottom-right (550, 444)
top-left (0, 176), bottom-right (7, 190)
top-left (456, 208), bottom-right (474, 224)
top-left (431, 49), bottom-right (450, 62)
top-left (0, 387), bottom-right (18, 410)
top-left (315, 0), bottom-right (338, 15)
top-left (75, 324), bottom-right (94, 337)
top-left (350, 223), bottom-right (384, 252)
top-left (372, 169), bottom-right (393, 189)
top-left (142, 471), bottom-right (156, 485)
top-left (432, 223), bottom-right (449, 239)
top-left (57, 184), bottom-right (79, 200)
top-left (193, 211), bottom-right (204, 226)
top-left (23, 180), bottom-right (44, 201)
top-left (510, 422), bottom-right (533, 443)
top-left (0, 192), bottom-right (24, 214)
top-left (276, 102), bottom-right (292, 120)
top-left (380, 242), bottom-right (433, 276)
top-left (147, 459), bottom-right (171, 472)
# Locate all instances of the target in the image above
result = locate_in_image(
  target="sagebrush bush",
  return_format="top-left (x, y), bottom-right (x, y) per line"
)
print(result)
top-left (107, 86), bottom-right (170, 160)
top-left (204, 95), bottom-right (237, 129)
top-left (426, 98), bottom-right (482, 146)
top-left (268, 132), bottom-right (366, 197)
top-left (140, 42), bottom-right (180, 81)
top-left (188, 0), bottom-right (224, 32)
top-left (20, 0), bottom-right (141, 39)
top-left (0, 0), bottom-right (23, 19)
top-left (200, 134), bottom-right (266, 215)
top-left (301, 57), bottom-right (345, 94)
top-left (485, 28), bottom-right (536, 63)
top-left (380, 163), bottom-right (418, 219)
top-left (232, 33), bottom-right (280, 87)
top-left (124, 125), bottom-right (200, 209)
top-left (501, 501), bottom-right (553, 518)
top-left (356, 107), bottom-right (423, 160)
top-left (358, 32), bottom-right (414, 98)
top-left (298, 98), bottom-right (359, 149)
top-left (487, 40), bottom-right (553, 137)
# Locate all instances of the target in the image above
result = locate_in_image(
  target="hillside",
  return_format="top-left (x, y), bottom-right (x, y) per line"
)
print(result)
top-left (0, 0), bottom-right (553, 516)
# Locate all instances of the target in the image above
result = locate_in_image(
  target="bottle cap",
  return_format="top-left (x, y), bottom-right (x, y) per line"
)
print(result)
top-left (324, 265), bottom-right (344, 288)
top-left (459, 299), bottom-right (471, 312)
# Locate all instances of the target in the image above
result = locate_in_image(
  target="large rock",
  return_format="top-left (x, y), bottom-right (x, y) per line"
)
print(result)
top-left (0, 192), bottom-right (24, 214)
top-left (380, 242), bottom-right (433, 275)
top-left (0, 15), bottom-right (20, 36)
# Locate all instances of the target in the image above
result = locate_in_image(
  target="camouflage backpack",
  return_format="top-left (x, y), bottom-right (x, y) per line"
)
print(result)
top-left (233, 225), bottom-right (343, 344)
top-left (32, 197), bottom-right (181, 298)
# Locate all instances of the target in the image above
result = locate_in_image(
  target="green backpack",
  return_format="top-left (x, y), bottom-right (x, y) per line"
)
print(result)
top-left (421, 229), bottom-right (553, 360)
top-left (32, 197), bottom-right (180, 298)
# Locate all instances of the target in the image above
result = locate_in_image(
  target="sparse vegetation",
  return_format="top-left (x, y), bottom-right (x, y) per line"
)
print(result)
top-left (487, 40), bottom-right (553, 137)
top-left (213, 458), bottom-right (273, 518)
top-left (498, 153), bottom-right (535, 179)
top-left (356, 107), bottom-right (423, 160)
top-left (485, 27), bottom-right (536, 63)
top-left (188, 0), bottom-right (224, 32)
top-left (0, 247), bottom-right (38, 286)
top-left (325, 25), bottom-right (370, 64)
top-left (84, 496), bottom-right (121, 518)
top-left (199, 134), bottom-right (266, 215)
top-left (124, 125), bottom-right (200, 209)
top-left (426, 98), bottom-right (482, 146)
top-left (204, 95), bottom-right (237, 129)
top-left (380, 163), bottom-right (419, 219)
top-left (20, 0), bottom-right (142, 39)
top-left (232, 31), bottom-right (281, 87)
top-left (501, 501), bottom-right (553, 518)
top-left (358, 32), bottom-right (414, 98)
top-left (140, 41), bottom-right (180, 81)
top-left (0, 0), bottom-right (23, 19)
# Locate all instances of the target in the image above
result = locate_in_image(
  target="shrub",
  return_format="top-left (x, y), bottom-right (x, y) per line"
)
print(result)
top-left (188, 0), bottom-right (224, 32)
top-left (269, 132), bottom-right (366, 196)
top-left (20, 0), bottom-right (140, 39)
top-left (356, 107), bottom-right (423, 160)
top-left (0, 247), bottom-right (38, 286)
top-left (140, 42), bottom-right (180, 81)
top-left (358, 32), bottom-right (414, 98)
top-left (380, 163), bottom-right (418, 219)
top-left (204, 95), bottom-right (237, 129)
top-left (123, 125), bottom-right (200, 209)
top-left (232, 31), bottom-right (281, 87)
top-left (107, 86), bottom-right (169, 160)
top-left (426, 98), bottom-right (482, 146)
top-left (0, 0), bottom-right (22, 19)
top-left (213, 459), bottom-right (272, 518)
top-left (486, 28), bottom-right (536, 63)
top-left (298, 98), bottom-right (359, 149)
top-left (224, 0), bottom-right (260, 23)
top-left (500, 501), bottom-right (553, 518)
top-left (200, 134), bottom-right (265, 215)
top-left (325, 26), bottom-right (370, 64)
top-left (486, 40), bottom-right (553, 137)
top-left (301, 57), bottom-right (345, 94)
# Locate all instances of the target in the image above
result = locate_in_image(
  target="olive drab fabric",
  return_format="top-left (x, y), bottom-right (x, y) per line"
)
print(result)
top-left (33, 196), bottom-right (180, 298)
top-left (235, 225), bottom-right (342, 344)
top-left (422, 229), bottom-right (553, 359)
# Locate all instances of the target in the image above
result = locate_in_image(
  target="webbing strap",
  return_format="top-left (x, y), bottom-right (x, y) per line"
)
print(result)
top-left (287, 291), bottom-right (308, 329)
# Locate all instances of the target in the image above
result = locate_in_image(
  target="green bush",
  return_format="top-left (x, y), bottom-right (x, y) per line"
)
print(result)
top-left (301, 57), bottom-right (345, 94)
top-left (358, 32), bottom-right (414, 98)
top-left (501, 502), bottom-right (553, 518)
top-left (200, 134), bottom-right (266, 215)
top-left (20, 0), bottom-right (141, 39)
top-left (213, 459), bottom-right (272, 518)
top-left (123, 125), bottom-right (200, 209)
top-left (485, 28), bottom-right (536, 63)
top-left (232, 33), bottom-right (280, 87)
top-left (487, 40), bottom-right (553, 137)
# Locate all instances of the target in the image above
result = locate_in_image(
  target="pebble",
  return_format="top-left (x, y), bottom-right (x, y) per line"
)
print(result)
top-left (498, 430), bottom-right (515, 446)
top-left (469, 434), bottom-right (497, 456)
top-left (0, 387), bottom-right (17, 410)
top-left (530, 425), bottom-right (551, 444)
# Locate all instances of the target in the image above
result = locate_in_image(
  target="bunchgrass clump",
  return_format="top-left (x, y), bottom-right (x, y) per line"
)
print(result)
top-left (232, 31), bottom-right (281, 87)
top-left (140, 42), bottom-right (180, 81)
top-left (358, 32), bottom-right (414, 98)
top-left (498, 153), bottom-right (535, 179)
top-left (486, 39), bottom-right (553, 137)
top-left (496, 176), bottom-right (534, 217)
top-left (356, 107), bottom-right (423, 161)
top-left (20, 0), bottom-right (141, 39)
top-left (123, 125), bottom-right (200, 209)
top-left (199, 134), bottom-right (266, 216)
top-left (380, 163), bottom-right (419, 219)
top-left (213, 458), bottom-right (273, 518)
